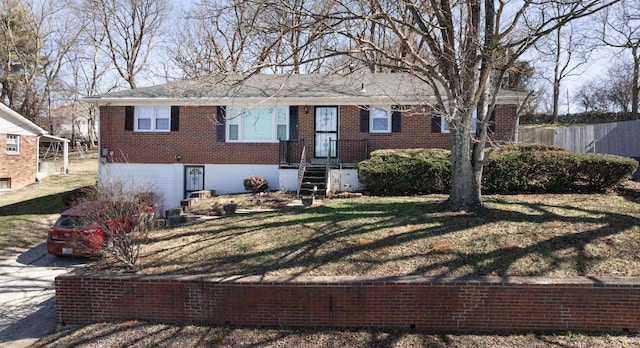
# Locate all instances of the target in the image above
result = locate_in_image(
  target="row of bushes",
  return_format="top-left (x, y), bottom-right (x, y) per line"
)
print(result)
top-left (358, 145), bottom-right (639, 195)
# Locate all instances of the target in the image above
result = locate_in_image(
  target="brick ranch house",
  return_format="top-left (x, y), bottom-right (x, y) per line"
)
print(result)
top-left (86, 73), bottom-right (523, 211)
top-left (0, 102), bottom-right (69, 191)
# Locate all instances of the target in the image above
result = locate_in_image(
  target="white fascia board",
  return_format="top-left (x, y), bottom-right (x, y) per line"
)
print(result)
top-left (0, 102), bottom-right (48, 135)
top-left (83, 95), bottom-right (524, 107)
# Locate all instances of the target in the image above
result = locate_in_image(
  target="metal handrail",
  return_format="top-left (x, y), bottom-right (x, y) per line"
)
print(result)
top-left (296, 145), bottom-right (307, 197)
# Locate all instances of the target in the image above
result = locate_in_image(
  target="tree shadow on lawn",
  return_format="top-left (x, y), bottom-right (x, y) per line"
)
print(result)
top-left (136, 197), bottom-right (640, 279)
top-left (0, 192), bottom-right (69, 216)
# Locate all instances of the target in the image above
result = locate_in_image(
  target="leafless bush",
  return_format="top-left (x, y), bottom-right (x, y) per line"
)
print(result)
top-left (77, 179), bottom-right (160, 270)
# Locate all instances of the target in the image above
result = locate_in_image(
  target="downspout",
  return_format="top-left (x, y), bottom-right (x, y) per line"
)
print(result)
top-left (36, 135), bottom-right (41, 182)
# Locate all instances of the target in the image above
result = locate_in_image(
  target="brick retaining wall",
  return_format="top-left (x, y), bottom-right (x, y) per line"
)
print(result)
top-left (55, 275), bottom-right (640, 332)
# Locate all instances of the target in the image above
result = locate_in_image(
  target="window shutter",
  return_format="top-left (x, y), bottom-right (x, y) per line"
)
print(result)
top-left (391, 109), bottom-right (401, 132)
top-left (360, 107), bottom-right (370, 132)
top-left (125, 106), bottom-right (134, 131)
top-left (171, 106), bottom-right (180, 131)
top-left (289, 106), bottom-right (299, 140)
top-left (216, 106), bottom-right (226, 142)
top-left (431, 114), bottom-right (441, 133)
top-left (488, 109), bottom-right (496, 133)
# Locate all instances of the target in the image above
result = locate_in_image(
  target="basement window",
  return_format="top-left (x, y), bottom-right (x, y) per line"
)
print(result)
top-left (0, 178), bottom-right (10, 189)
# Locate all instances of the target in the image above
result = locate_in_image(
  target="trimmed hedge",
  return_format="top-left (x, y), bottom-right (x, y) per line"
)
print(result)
top-left (358, 145), bottom-right (638, 195)
top-left (483, 145), bottom-right (639, 193)
top-left (358, 149), bottom-right (451, 196)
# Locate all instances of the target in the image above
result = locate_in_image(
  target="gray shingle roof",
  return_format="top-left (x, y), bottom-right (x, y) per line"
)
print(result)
top-left (86, 73), bottom-right (523, 104)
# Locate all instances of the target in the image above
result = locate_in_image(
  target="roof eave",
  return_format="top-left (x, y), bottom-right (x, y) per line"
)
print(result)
top-left (83, 95), bottom-right (524, 107)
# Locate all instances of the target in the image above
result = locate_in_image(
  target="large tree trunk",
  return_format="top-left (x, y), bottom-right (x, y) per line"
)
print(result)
top-left (446, 126), bottom-right (482, 212)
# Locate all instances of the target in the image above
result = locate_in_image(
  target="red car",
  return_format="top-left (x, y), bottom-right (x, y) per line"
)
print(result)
top-left (47, 204), bottom-right (105, 257)
top-left (47, 201), bottom-right (155, 257)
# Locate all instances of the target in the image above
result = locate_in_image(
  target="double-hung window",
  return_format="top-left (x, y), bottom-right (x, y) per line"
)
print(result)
top-left (227, 106), bottom-right (288, 142)
top-left (135, 106), bottom-right (171, 132)
top-left (6, 134), bottom-right (19, 154)
top-left (370, 106), bottom-right (392, 133)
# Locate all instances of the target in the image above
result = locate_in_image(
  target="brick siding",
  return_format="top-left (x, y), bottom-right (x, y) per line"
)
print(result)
top-left (0, 134), bottom-right (38, 189)
top-left (100, 104), bottom-right (517, 164)
top-left (56, 274), bottom-right (640, 332)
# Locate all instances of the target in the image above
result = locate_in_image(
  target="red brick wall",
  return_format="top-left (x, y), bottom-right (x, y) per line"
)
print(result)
top-left (56, 274), bottom-right (640, 332)
top-left (0, 134), bottom-right (38, 189)
top-left (100, 104), bottom-right (517, 164)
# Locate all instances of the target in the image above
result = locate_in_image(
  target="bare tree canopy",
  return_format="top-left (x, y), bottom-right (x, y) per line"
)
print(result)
top-left (89, 0), bottom-right (167, 89)
top-left (600, 0), bottom-right (640, 119)
top-left (270, 0), bottom-right (616, 211)
top-left (0, 0), bottom-right (85, 120)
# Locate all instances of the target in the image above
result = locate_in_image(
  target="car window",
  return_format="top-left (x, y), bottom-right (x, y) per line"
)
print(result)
top-left (55, 215), bottom-right (93, 228)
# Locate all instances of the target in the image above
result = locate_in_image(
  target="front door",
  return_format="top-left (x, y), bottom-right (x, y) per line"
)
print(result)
top-left (184, 165), bottom-right (204, 198)
top-left (314, 106), bottom-right (338, 158)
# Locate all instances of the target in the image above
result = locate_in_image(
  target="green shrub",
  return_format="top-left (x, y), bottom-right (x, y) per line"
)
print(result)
top-left (358, 145), bottom-right (636, 196)
top-left (358, 149), bottom-right (451, 195)
top-left (483, 145), bottom-right (637, 193)
top-left (573, 154), bottom-right (638, 192)
top-left (243, 176), bottom-right (269, 193)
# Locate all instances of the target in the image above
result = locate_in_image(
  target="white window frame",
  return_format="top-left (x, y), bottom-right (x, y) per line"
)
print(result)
top-left (135, 106), bottom-right (171, 132)
top-left (6, 134), bottom-right (19, 154)
top-left (226, 106), bottom-right (289, 143)
top-left (441, 109), bottom-right (477, 134)
top-left (370, 106), bottom-right (392, 133)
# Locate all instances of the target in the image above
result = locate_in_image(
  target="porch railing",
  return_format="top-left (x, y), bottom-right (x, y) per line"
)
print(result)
top-left (279, 139), bottom-right (369, 165)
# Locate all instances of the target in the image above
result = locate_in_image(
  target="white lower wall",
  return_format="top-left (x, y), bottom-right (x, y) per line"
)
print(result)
top-left (99, 162), bottom-right (285, 211)
top-left (329, 168), bottom-right (362, 192)
top-left (99, 162), bottom-right (184, 213)
top-left (99, 163), bottom-right (363, 212)
top-left (205, 164), bottom-right (280, 195)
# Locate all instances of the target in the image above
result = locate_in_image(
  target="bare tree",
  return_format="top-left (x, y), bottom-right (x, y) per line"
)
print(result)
top-left (171, 0), bottom-right (272, 76)
top-left (600, 0), bottom-right (640, 119)
top-left (89, 0), bottom-right (167, 89)
top-left (574, 60), bottom-right (635, 112)
top-left (79, 178), bottom-right (160, 270)
top-left (281, 0), bottom-right (617, 212)
top-left (0, 0), bottom-right (84, 120)
top-left (534, 13), bottom-right (592, 122)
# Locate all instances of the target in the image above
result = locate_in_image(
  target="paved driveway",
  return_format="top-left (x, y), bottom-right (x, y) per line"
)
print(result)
top-left (0, 244), bottom-right (86, 348)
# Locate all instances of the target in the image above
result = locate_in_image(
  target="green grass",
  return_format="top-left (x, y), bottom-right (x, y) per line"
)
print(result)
top-left (87, 190), bottom-right (640, 279)
top-left (0, 151), bottom-right (98, 258)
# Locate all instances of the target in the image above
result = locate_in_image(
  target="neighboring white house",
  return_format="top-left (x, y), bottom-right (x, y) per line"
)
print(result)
top-left (0, 102), bottom-right (69, 190)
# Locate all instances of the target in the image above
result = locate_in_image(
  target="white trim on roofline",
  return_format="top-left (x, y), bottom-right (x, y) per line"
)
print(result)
top-left (0, 102), bottom-right (48, 136)
top-left (83, 96), bottom-right (525, 106)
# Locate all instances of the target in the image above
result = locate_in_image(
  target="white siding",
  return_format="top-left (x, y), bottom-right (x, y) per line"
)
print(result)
top-left (99, 163), bottom-right (365, 211)
top-left (99, 162), bottom-right (183, 212)
top-left (205, 164), bottom-right (279, 194)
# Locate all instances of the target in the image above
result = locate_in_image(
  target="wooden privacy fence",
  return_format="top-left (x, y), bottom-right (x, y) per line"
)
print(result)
top-left (520, 120), bottom-right (640, 158)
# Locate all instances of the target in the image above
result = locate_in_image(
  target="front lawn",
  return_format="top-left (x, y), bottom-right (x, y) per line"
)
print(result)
top-left (93, 187), bottom-right (640, 278)
top-left (0, 151), bottom-right (98, 258)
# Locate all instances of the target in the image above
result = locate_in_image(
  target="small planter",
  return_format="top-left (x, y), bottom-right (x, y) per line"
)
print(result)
top-left (301, 196), bottom-right (314, 207)
top-left (223, 203), bottom-right (237, 216)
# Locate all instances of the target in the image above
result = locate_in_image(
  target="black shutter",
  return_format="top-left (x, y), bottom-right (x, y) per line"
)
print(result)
top-left (125, 106), bottom-right (134, 131)
top-left (216, 106), bottom-right (226, 142)
top-left (431, 114), bottom-right (441, 133)
top-left (171, 106), bottom-right (179, 132)
top-left (289, 105), bottom-right (299, 140)
top-left (360, 107), bottom-right (370, 132)
top-left (391, 109), bottom-right (401, 132)
top-left (488, 109), bottom-right (496, 133)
